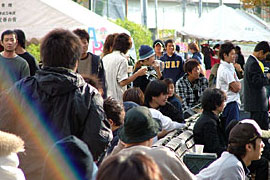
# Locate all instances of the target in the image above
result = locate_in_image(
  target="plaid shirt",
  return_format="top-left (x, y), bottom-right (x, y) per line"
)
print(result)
top-left (175, 74), bottom-right (208, 112)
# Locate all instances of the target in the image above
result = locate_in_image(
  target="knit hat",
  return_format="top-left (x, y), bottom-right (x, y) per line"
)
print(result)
top-left (153, 39), bottom-right (164, 48)
top-left (229, 119), bottom-right (267, 145)
top-left (139, 45), bottom-right (155, 61)
top-left (118, 106), bottom-right (161, 144)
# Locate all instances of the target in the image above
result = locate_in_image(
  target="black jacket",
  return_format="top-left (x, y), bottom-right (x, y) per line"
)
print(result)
top-left (0, 67), bottom-right (112, 179)
top-left (244, 55), bottom-right (269, 112)
top-left (193, 111), bottom-right (226, 157)
top-left (89, 52), bottom-right (107, 98)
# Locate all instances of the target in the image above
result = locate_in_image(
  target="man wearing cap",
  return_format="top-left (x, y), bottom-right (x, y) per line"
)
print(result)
top-left (153, 39), bottom-right (164, 60)
top-left (133, 45), bottom-right (162, 92)
top-left (196, 119), bottom-right (266, 180)
top-left (110, 106), bottom-right (195, 180)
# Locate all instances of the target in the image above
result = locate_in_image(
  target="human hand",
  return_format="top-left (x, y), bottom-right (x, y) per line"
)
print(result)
top-left (136, 67), bottom-right (148, 76)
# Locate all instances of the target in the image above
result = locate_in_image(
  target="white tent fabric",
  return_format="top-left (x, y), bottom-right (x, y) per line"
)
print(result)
top-left (0, 0), bottom-right (134, 56)
top-left (180, 5), bottom-right (270, 42)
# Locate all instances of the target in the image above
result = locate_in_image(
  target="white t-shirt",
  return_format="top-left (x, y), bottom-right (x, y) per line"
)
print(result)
top-left (149, 108), bottom-right (186, 132)
top-left (216, 60), bottom-right (240, 105)
top-left (102, 51), bottom-right (128, 102)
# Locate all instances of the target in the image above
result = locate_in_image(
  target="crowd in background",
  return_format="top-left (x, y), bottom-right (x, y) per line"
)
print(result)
top-left (0, 28), bottom-right (269, 180)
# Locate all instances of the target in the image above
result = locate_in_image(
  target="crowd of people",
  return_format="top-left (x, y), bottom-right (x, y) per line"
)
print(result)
top-left (0, 27), bottom-right (269, 180)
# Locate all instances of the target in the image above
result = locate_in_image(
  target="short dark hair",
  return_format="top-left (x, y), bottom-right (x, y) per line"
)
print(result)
top-left (123, 87), bottom-right (144, 106)
top-left (163, 78), bottom-right (174, 86)
top-left (1, 30), bottom-right (17, 42)
top-left (73, 28), bottom-right (90, 42)
top-left (201, 88), bottom-right (226, 112)
top-left (103, 97), bottom-right (124, 126)
top-left (184, 59), bottom-right (200, 73)
top-left (254, 41), bottom-right (270, 54)
top-left (41, 29), bottom-right (82, 70)
top-left (14, 29), bottom-right (26, 49)
top-left (97, 153), bottom-right (163, 180)
top-left (164, 39), bottom-right (175, 48)
top-left (112, 33), bottom-right (131, 54)
top-left (219, 42), bottom-right (235, 60)
top-left (144, 80), bottom-right (168, 107)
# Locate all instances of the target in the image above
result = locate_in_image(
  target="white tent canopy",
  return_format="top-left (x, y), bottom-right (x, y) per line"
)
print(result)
top-left (180, 5), bottom-right (270, 42)
top-left (0, 0), bottom-right (134, 57)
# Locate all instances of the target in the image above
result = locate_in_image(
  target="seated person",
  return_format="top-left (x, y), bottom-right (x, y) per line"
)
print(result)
top-left (163, 78), bottom-right (184, 120)
top-left (123, 87), bottom-right (185, 134)
top-left (175, 59), bottom-right (208, 117)
top-left (197, 119), bottom-right (266, 180)
top-left (108, 106), bottom-right (195, 180)
top-left (145, 79), bottom-right (184, 123)
top-left (193, 88), bottom-right (227, 157)
top-left (103, 97), bottom-right (125, 154)
top-left (97, 153), bottom-right (163, 180)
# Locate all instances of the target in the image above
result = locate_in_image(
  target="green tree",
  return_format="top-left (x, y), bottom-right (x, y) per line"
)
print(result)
top-left (114, 18), bottom-right (153, 59)
top-left (26, 44), bottom-right (41, 63)
top-left (240, 0), bottom-right (270, 8)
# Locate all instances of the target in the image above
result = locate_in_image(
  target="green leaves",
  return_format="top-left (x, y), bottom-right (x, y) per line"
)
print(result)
top-left (115, 18), bottom-right (153, 59)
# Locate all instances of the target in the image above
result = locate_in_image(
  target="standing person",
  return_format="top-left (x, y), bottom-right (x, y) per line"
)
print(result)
top-left (133, 45), bottom-right (162, 92)
top-left (188, 42), bottom-right (202, 64)
top-left (14, 29), bottom-right (39, 76)
top-left (160, 39), bottom-right (184, 84)
top-left (193, 88), bottom-right (227, 157)
top-left (216, 42), bottom-right (241, 127)
top-left (196, 119), bottom-right (266, 180)
top-left (100, 33), bottom-right (118, 59)
top-left (102, 33), bottom-right (146, 102)
top-left (0, 30), bottom-right (30, 92)
top-left (72, 29), bottom-right (106, 97)
top-left (235, 46), bottom-right (245, 70)
top-left (153, 39), bottom-right (164, 60)
top-left (244, 41), bottom-right (270, 159)
top-left (0, 29), bottom-right (112, 179)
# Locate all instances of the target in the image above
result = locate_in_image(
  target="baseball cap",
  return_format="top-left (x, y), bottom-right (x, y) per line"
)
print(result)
top-left (229, 119), bottom-right (267, 145)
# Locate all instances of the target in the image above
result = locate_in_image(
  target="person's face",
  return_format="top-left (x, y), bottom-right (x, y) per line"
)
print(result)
top-left (216, 100), bottom-right (225, 113)
top-left (1, 34), bottom-right (17, 52)
top-left (188, 65), bottom-right (200, 80)
top-left (259, 51), bottom-right (270, 61)
top-left (224, 49), bottom-right (236, 63)
top-left (152, 93), bottom-right (168, 106)
top-left (250, 138), bottom-right (264, 161)
top-left (143, 55), bottom-right (155, 66)
top-left (154, 44), bottom-right (163, 53)
top-left (166, 43), bottom-right (175, 55)
top-left (119, 109), bottom-right (125, 126)
top-left (168, 83), bottom-right (174, 97)
top-left (80, 38), bottom-right (89, 54)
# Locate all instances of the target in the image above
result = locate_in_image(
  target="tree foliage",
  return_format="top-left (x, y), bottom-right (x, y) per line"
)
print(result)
top-left (26, 43), bottom-right (41, 63)
top-left (114, 18), bottom-right (153, 58)
top-left (240, 0), bottom-right (270, 8)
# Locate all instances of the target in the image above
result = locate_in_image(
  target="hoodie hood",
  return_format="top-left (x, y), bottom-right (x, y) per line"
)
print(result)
top-left (35, 67), bottom-right (86, 97)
